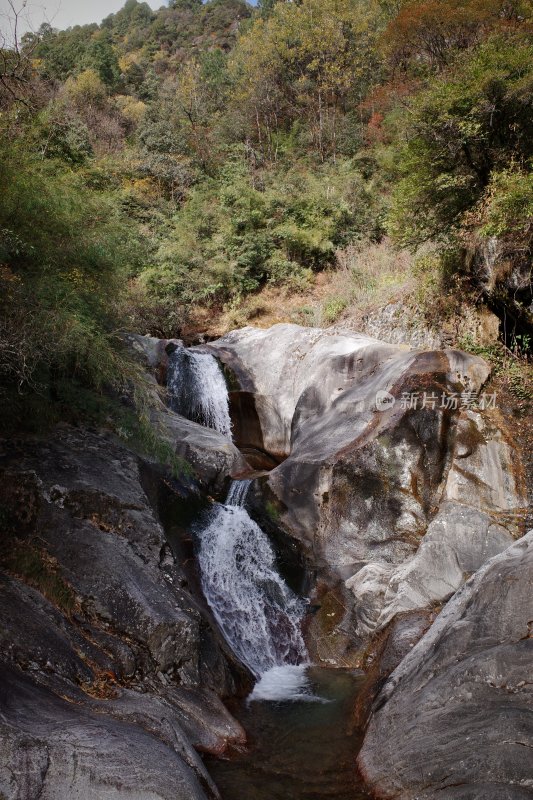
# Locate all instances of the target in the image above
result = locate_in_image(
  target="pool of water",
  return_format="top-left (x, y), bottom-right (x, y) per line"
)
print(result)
top-left (204, 666), bottom-right (372, 800)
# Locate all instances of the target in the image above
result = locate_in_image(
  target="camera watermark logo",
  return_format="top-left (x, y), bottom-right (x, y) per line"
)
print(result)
top-left (375, 390), bottom-right (396, 412)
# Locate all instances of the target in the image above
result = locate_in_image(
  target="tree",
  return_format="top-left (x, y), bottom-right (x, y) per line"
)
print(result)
top-left (102, 0), bottom-right (154, 36)
top-left (64, 68), bottom-right (107, 107)
top-left (0, 123), bottom-right (145, 408)
top-left (257, 0), bottom-right (285, 18)
top-left (30, 23), bottom-right (98, 81)
top-left (0, 1), bottom-right (39, 108)
top-left (382, 0), bottom-right (533, 71)
top-left (229, 0), bottom-right (382, 160)
top-left (388, 32), bottom-right (533, 246)
top-left (84, 31), bottom-right (120, 87)
top-left (169, 0), bottom-right (202, 9)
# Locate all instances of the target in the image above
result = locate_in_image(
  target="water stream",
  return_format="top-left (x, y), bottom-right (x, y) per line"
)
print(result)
top-left (168, 346), bottom-right (308, 688)
top-left (196, 480), bottom-right (309, 682)
top-left (168, 346), bottom-right (371, 798)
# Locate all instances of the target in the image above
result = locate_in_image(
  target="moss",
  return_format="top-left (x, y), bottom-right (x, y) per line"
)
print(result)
top-left (264, 500), bottom-right (280, 522)
top-left (109, 404), bottom-right (194, 480)
top-left (2, 541), bottom-right (76, 615)
top-left (455, 417), bottom-right (487, 455)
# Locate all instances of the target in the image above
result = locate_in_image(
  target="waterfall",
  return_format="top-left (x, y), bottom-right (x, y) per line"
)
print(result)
top-left (167, 344), bottom-right (309, 691)
top-left (196, 480), bottom-right (308, 679)
top-left (167, 347), bottom-right (232, 438)
top-left (225, 478), bottom-right (252, 507)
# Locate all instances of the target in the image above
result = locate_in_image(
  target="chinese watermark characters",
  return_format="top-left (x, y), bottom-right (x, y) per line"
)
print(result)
top-left (375, 390), bottom-right (497, 412)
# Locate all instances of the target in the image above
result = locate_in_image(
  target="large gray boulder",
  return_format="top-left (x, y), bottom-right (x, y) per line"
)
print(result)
top-left (358, 531), bottom-right (533, 800)
top-left (0, 665), bottom-right (213, 800)
top-left (205, 324), bottom-right (527, 659)
top-left (349, 409), bottom-right (526, 637)
top-left (154, 408), bottom-right (249, 491)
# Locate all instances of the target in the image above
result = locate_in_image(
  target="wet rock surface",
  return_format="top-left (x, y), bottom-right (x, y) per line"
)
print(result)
top-left (358, 531), bottom-right (533, 800)
top-left (2, 325), bottom-right (528, 799)
top-left (0, 427), bottom-right (245, 800)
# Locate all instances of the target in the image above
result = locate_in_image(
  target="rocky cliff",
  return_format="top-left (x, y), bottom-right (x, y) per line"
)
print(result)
top-left (0, 323), bottom-right (529, 799)
top-left (0, 427), bottom-right (245, 800)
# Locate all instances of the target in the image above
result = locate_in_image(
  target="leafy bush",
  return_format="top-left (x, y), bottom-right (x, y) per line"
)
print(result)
top-left (142, 156), bottom-right (377, 303)
top-left (0, 127), bottom-right (146, 427)
top-left (478, 168), bottom-right (533, 240)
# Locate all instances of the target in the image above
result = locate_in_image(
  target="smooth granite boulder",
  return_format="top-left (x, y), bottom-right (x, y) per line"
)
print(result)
top-left (358, 531), bottom-right (533, 800)
top-left (204, 324), bottom-right (527, 659)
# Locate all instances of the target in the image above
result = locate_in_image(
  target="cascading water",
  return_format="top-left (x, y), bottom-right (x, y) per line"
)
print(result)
top-left (196, 480), bottom-right (308, 680)
top-left (167, 345), bottom-right (371, 799)
top-left (167, 346), bottom-right (232, 437)
top-left (168, 344), bottom-right (309, 698)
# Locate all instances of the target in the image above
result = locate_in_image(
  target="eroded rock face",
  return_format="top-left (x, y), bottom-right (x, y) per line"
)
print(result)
top-left (352, 410), bottom-right (526, 636)
top-left (469, 235), bottom-right (533, 343)
top-left (205, 324), bottom-right (527, 659)
top-left (358, 531), bottom-right (533, 800)
top-left (0, 427), bottom-right (246, 800)
top-left (0, 665), bottom-right (218, 800)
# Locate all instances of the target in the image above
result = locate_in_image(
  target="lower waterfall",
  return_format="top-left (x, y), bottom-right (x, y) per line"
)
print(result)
top-left (196, 480), bottom-right (308, 682)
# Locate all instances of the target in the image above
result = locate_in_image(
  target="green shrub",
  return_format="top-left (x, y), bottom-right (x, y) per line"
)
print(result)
top-left (322, 296), bottom-right (348, 325)
top-left (388, 33), bottom-right (533, 248)
top-left (479, 168), bottom-right (533, 239)
top-left (0, 126), bottom-right (146, 428)
top-left (143, 156), bottom-right (377, 304)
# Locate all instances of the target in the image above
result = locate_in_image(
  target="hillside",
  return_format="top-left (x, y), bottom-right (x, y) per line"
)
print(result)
top-left (0, 0), bottom-right (531, 435)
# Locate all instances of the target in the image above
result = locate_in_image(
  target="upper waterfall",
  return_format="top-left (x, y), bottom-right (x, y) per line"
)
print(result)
top-left (167, 347), bottom-right (232, 438)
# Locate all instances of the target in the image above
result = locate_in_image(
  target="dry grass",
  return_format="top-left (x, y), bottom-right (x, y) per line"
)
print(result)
top-left (316, 240), bottom-right (415, 327)
top-left (186, 239), bottom-right (417, 337)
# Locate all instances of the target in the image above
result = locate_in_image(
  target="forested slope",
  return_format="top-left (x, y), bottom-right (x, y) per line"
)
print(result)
top-left (1, 0), bottom-right (531, 433)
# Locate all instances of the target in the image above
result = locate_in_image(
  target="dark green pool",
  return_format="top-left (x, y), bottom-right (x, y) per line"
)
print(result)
top-left (204, 666), bottom-right (372, 800)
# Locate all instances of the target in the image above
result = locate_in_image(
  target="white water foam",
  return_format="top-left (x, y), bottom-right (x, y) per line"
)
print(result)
top-left (248, 664), bottom-right (325, 703)
top-left (167, 348), bottom-right (232, 437)
top-left (196, 481), bottom-right (308, 680)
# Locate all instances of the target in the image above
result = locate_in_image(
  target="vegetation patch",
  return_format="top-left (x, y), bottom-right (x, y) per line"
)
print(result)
top-left (0, 0), bottom-right (531, 431)
top-left (1, 540), bottom-right (77, 615)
